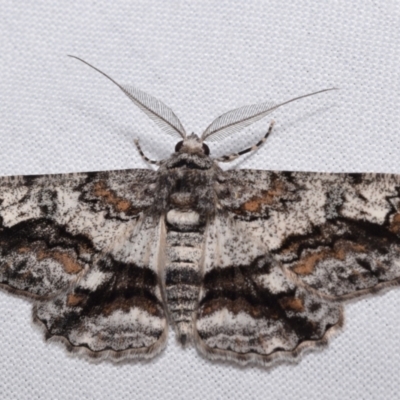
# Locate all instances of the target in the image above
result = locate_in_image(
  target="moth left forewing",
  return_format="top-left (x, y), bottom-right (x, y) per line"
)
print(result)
top-left (194, 169), bottom-right (400, 366)
top-left (218, 170), bottom-right (400, 301)
top-left (274, 172), bottom-right (400, 300)
top-left (216, 169), bottom-right (309, 249)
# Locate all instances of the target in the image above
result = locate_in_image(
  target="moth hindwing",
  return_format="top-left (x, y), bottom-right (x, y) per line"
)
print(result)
top-left (1, 58), bottom-right (399, 366)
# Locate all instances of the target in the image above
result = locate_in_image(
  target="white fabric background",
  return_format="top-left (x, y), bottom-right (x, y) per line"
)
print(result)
top-left (1, 1), bottom-right (400, 399)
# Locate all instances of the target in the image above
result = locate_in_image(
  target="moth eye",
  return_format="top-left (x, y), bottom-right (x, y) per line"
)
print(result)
top-left (202, 143), bottom-right (210, 156)
top-left (175, 141), bottom-right (184, 152)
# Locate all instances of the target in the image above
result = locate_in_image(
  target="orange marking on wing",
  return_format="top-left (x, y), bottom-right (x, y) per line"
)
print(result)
top-left (37, 250), bottom-right (83, 274)
top-left (390, 213), bottom-right (400, 233)
top-left (292, 241), bottom-right (367, 275)
top-left (242, 180), bottom-right (286, 213)
top-left (293, 252), bottom-right (328, 275)
top-left (67, 293), bottom-right (86, 307)
top-left (279, 297), bottom-right (305, 313)
top-left (93, 181), bottom-right (132, 213)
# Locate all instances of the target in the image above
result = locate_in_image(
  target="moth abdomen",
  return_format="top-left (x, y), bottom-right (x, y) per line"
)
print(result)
top-left (164, 220), bottom-right (204, 343)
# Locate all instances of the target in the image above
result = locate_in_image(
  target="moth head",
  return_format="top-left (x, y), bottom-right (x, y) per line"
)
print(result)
top-left (175, 133), bottom-right (210, 156)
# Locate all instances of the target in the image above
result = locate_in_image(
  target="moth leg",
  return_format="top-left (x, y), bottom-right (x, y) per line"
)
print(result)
top-left (134, 139), bottom-right (161, 166)
top-left (214, 121), bottom-right (275, 163)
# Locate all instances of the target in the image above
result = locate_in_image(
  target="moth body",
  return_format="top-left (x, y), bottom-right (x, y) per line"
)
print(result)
top-left (158, 135), bottom-right (218, 344)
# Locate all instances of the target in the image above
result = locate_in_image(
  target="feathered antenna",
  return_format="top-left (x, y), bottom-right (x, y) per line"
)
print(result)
top-left (68, 55), bottom-right (186, 139)
top-left (201, 88), bottom-right (337, 142)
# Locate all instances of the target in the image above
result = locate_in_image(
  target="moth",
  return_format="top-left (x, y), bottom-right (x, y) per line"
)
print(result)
top-left (1, 56), bottom-right (400, 367)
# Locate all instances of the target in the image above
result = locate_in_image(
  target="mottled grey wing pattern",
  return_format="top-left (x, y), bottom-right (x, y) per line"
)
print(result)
top-left (195, 170), bottom-right (400, 365)
top-left (0, 170), bottom-right (167, 359)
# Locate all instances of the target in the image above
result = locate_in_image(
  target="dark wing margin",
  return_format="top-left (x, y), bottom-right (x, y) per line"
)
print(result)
top-left (0, 169), bottom-right (168, 360)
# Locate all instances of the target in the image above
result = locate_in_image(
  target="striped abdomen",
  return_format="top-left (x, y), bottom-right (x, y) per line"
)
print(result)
top-left (164, 209), bottom-right (204, 344)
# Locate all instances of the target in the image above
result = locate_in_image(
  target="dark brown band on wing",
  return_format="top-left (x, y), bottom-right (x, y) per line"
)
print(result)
top-left (276, 217), bottom-right (400, 298)
top-left (279, 218), bottom-right (399, 268)
top-left (75, 256), bottom-right (163, 316)
top-left (37, 255), bottom-right (164, 337)
top-left (0, 218), bottom-right (94, 297)
top-left (198, 259), bottom-right (331, 341)
top-left (0, 218), bottom-right (94, 255)
top-left (219, 172), bottom-right (300, 220)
